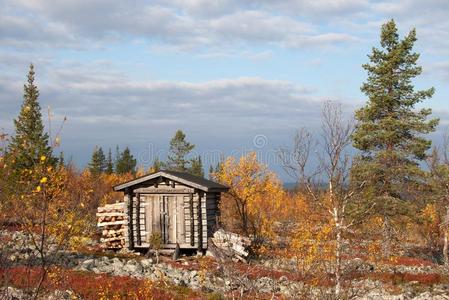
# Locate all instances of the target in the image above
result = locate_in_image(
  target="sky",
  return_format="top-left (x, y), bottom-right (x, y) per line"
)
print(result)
top-left (1, 0), bottom-right (448, 180)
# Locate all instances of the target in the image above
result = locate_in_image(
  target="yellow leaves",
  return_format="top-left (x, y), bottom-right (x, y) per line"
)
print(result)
top-left (422, 203), bottom-right (438, 225)
top-left (36, 185), bottom-right (41, 192)
top-left (40, 177), bottom-right (48, 184)
top-left (215, 152), bottom-right (285, 242)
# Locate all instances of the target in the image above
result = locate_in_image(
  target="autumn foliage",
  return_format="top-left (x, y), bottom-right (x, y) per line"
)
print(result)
top-left (213, 152), bottom-right (285, 245)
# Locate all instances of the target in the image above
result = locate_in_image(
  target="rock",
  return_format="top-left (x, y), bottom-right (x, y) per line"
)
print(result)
top-left (126, 259), bottom-right (137, 266)
top-left (82, 259), bottom-right (95, 269)
top-left (256, 277), bottom-right (275, 293)
top-left (0, 286), bottom-right (26, 300)
top-left (99, 264), bottom-right (114, 273)
top-left (124, 264), bottom-right (137, 273)
top-left (46, 289), bottom-right (77, 300)
top-left (140, 258), bottom-right (153, 268)
top-left (123, 263), bottom-right (142, 275)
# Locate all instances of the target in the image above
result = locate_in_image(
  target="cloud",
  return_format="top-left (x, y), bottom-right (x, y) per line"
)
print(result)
top-left (426, 61), bottom-right (449, 82)
top-left (0, 60), bottom-right (321, 139)
top-left (1, 0), bottom-right (360, 51)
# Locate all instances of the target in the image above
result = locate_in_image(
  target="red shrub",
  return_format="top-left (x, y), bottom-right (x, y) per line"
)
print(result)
top-left (1, 266), bottom-right (203, 299)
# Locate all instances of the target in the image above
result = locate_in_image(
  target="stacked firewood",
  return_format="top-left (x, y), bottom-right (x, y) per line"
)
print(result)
top-left (97, 202), bottom-right (126, 249)
top-left (210, 229), bottom-right (251, 263)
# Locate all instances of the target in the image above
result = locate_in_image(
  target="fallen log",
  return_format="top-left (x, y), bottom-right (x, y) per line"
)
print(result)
top-left (209, 229), bottom-right (251, 263)
top-left (97, 220), bottom-right (126, 227)
top-left (97, 202), bottom-right (126, 249)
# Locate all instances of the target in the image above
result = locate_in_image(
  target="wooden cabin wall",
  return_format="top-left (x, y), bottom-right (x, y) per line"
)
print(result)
top-left (124, 195), bottom-right (148, 248)
top-left (184, 193), bottom-right (208, 249)
top-left (123, 182), bottom-right (222, 250)
top-left (206, 193), bottom-right (220, 236)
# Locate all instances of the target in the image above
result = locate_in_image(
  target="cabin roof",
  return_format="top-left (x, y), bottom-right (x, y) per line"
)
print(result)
top-left (113, 170), bottom-right (229, 192)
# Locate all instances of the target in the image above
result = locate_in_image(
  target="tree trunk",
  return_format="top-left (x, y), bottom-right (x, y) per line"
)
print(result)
top-left (334, 208), bottom-right (342, 298)
top-left (444, 231), bottom-right (448, 266)
top-left (382, 216), bottom-right (391, 258)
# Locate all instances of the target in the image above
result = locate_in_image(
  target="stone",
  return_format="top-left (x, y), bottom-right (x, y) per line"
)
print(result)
top-left (82, 259), bottom-right (95, 268)
top-left (140, 258), bottom-right (153, 268)
top-left (46, 289), bottom-right (76, 300)
top-left (126, 259), bottom-right (137, 265)
top-left (0, 286), bottom-right (26, 300)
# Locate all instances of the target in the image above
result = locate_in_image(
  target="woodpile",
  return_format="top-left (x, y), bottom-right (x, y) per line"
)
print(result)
top-left (209, 229), bottom-right (251, 263)
top-left (97, 202), bottom-right (126, 249)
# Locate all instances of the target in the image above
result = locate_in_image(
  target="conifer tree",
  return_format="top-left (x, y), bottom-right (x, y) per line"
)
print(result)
top-left (88, 146), bottom-right (106, 175)
top-left (106, 148), bottom-right (114, 174)
top-left (190, 156), bottom-right (204, 177)
top-left (351, 20), bottom-right (439, 256)
top-left (7, 64), bottom-right (55, 175)
top-left (150, 158), bottom-right (162, 173)
top-left (165, 130), bottom-right (195, 172)
top-left (115, 147), bottom-right (137, 175)
top-left (208, 165), bottom-right (214, 180)
top-left (58, 151), bottom-right (65, 168)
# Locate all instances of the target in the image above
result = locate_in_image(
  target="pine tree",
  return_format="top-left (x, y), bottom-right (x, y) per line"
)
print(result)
top-left (58, 151), bottom-right (65, 168)
top-left (88, 146), bottom-right (106, 175)
top-left (7, 64), bottom-right (55, 176)
top-left (351, 20), bottom-right (439, 256)
top-left (115, 147), bottom-right (137, 175)
top-left (208, 165), bottom-right (214, 180)
top-left (150, 158), bottom-right (162, 173)
top-left (106, 148), bottom-right (114, 174)
top-left (165, 130), bottom-right (195, 172)
top-left (190, 156), bottom-right (204, 177)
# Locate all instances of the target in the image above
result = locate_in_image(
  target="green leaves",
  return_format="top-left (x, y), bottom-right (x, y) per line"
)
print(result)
top-left (88, 146), bottom-right (106, 175)
top-left (7, 64), bottom-right (55, 178)
top-left (164, 129), bottom-right (204, 177)
top-left (115, 147), bottom-right (137, 175)
top-left (352, 19), bottom-right (438, 222)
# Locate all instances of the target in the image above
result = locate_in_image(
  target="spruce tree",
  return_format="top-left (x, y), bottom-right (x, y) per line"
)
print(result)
top-left (115, 147), bottom-right (137, 175)
top-left (165, 130), bottom-right (195, 172)
top-left (58, 151), bottom-right (65, 168)
top-left (7, 64), bottom-right (55, 175)
top-left (150, 158), bottom-right (162, 173)
top-left (88, 146), bottom-right (106, 175)
top-left (351, 20), bottom-right (439, 255)
top-left (208, 165), bottom-right (214, 180)
top-left (190, 156), bottom-right (204, 177)
top-left (106, 148), bottom-right (114, 174)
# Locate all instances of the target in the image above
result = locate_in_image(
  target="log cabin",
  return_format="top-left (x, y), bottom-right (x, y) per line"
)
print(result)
top-left (113, 170), bottom-right (229, 252)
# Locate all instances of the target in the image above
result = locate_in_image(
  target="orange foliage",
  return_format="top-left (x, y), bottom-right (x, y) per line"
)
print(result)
top-left (214, 152), bottom-right (285, 244)
top-left (1, 266), bottom-right (203, 300)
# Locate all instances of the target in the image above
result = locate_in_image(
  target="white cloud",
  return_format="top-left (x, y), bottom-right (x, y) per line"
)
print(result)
top-left (0, 60), bottom-right (320, 136)
top-left (1, 0), bottom-right (360, 51)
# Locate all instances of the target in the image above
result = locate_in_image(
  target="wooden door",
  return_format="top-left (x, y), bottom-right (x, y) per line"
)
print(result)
top-left (145, 195), bottom-right (186, 246)
top-left (145, 195), bottom-right (159, 243)
top-left (161, 196), bottom-right (169, 244)
top-left (165, 195), bottom-right (185, 244)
